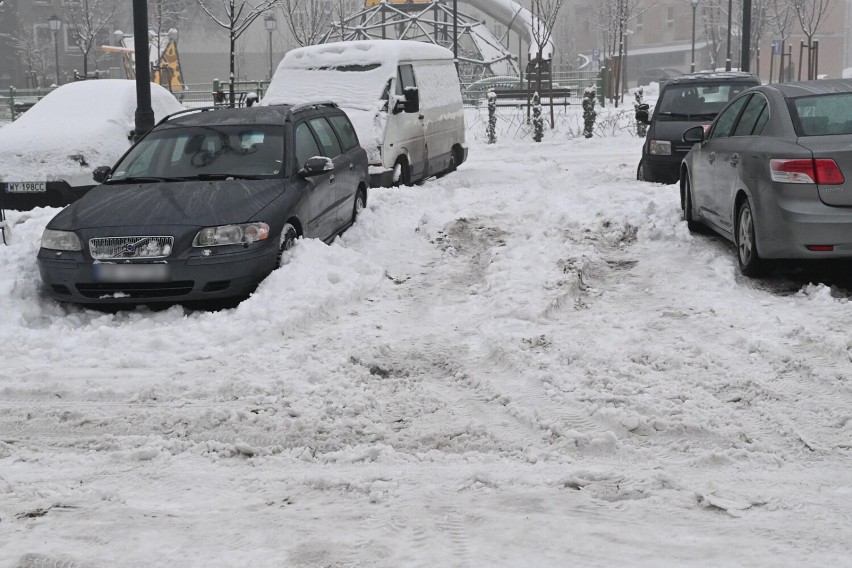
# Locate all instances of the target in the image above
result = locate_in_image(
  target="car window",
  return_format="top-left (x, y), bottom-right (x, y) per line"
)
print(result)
top-left (395, 64), bottom-right (417, 96)
top-left (733, 94), bottom-right (768, 136)
top-left (295, 122), bottom-right (322, 168)
top-left (308, 118), bottom-right (342, 158)
top-left (708, 95), bottom-right (750, 140)
top-left (328, 115), bottom-right (359, 152)
top-left (111, 125), bottom-right (284, 180)
top-left (791, 93), bottom-right (852, 136)
top-left (657, 82), bottom-right (756, 118)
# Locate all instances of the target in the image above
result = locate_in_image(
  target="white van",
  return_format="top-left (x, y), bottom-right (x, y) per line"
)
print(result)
top-left (261, 40), bottom-right (467, 187)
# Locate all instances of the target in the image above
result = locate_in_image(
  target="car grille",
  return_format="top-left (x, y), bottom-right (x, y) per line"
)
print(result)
top-left (76, 281), bottom-right (195, 299)
top-left (89, 236), bottom-right (174, 260)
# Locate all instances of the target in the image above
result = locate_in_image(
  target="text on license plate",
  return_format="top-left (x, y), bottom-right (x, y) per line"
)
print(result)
top-left (4, 182), bottom-right (47, 193)
top-left (93, 263), bottom-right (170, 283)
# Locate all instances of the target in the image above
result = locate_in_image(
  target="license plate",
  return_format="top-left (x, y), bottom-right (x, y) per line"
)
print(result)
top-left (93, 263), bottom-right (170, 283)
top-left (4, 181), bottom-right (47, 193)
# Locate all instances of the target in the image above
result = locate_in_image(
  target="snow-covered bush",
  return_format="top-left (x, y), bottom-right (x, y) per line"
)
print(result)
top-left (532, 92), bottom-right (543, 143)
top-left (582, 87), bottom-right (597, 139)
top-left (486, 89), bottom-right (497, 144)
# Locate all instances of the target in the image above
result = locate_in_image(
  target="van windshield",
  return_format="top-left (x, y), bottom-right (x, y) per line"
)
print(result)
top-left (657, 83), bottom-right (754, 119)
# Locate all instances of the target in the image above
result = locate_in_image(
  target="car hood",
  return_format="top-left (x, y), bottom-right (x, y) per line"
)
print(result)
top-left (48, 179), bottom-right (287, 230)
top-left (650, 119), bottom-right (709, 143)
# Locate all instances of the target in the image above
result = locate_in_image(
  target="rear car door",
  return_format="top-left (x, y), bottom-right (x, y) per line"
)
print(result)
top-left (294, 121), bottom-right (336, 239)
top-left (327, 113), bottom-right (366, 219)
top-left (307, 117), bottom-right (347, 234)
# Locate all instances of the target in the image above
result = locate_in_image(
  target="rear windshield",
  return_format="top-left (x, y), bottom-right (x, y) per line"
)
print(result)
top-left (656, 82), bottom-right (756, 119)
top-left (791, 93), bottom-right (852, 136)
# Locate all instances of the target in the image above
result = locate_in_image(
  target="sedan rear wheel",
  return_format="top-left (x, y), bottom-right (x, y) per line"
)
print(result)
top-left (735, 200), bottom-right (766, 276)
top-left (276, 223), bottom-right (298, 268)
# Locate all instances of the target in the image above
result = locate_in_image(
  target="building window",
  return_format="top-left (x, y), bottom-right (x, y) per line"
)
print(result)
top-left (666, 7), bottom-right (675, 28)
top-left (34, 24), bottom-right (53, 48)
top-left (635, 13), bottom-right (643, 33)
top-left (65, 27), bottom-right (79, 49)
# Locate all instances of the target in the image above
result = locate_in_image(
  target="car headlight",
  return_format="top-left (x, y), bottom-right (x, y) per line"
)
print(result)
top-left (41, 229), bottom-right (81, 251)
top-left (193, 222), bottom-right (270, 247)
top-left (649, 140), bottom-right (672, 155)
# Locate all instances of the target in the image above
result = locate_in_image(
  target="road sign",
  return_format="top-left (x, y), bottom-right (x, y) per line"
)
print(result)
top-left (771, 40), bottom-right (782, 55)
top-left (593, 48), bottom-right (601, 62)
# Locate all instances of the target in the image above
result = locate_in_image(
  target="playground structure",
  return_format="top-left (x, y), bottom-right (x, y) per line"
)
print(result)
top-left (323, 0), bottom-right (554, 83)
top-left (100, 29), bottom-right (186, 93)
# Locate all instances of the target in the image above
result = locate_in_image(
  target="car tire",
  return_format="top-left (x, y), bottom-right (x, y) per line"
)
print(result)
top-left (393, 157), bottom-right (411, 187)
top-left (276, 223), bottom-right (298, 268)
top-left (436, 148), bottom-right (458, 179)
top-left (352, 188), bottom-right (366, 224)
top-left (682, 174), bottom-right (703, 233)
top-left (637, 161), bottom-right (646, 181)
top-left (735, 199), bottom-right (767, 276)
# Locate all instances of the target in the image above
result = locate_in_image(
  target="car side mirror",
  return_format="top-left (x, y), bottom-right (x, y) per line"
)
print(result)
top-left (635, 104), bottom-right (650, 124)
top-left (403, 86), bottom-right (419, 113)
top-left (682, 125), bottom-right (706, 144)
top-left (299, 156), bottom-right (334, 177)
top-left (92, 166), bottom-right (111, 183)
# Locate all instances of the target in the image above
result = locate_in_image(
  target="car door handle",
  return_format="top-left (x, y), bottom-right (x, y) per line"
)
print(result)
top-left (729, 153), bottom-right (740, 166)
top-left (329, 174), bottom-right (335, 184)
top-left (709, 152), bottom-right (716, 164)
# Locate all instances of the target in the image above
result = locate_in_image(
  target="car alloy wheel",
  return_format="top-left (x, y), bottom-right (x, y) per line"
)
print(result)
top-left (352, 190), bottom-right (365, 224)
top-left (736, 200), bottom-right (766, 276)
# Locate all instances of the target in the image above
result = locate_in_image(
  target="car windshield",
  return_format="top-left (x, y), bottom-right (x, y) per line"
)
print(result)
top-left (656, 83), bottom-right (754, 119)
top-left (109, 125), bottom-right (285, 182)
top-left (791, 93), bottom-right (852, 136)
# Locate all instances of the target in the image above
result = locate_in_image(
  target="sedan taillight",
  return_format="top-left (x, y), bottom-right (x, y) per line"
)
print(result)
top-left (770, 158), bottom-right (845, 185)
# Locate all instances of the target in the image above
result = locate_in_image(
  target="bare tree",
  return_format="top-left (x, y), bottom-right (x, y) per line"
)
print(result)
top-left (792, 0), bottom-right (834, 79)
top-left (63, 0), bottom-right (119, 78)
top-left (196, 0), bottom-right (279, 107)
top-left (149, 0), bottom-right (190, 57)
top-left (700, 0), bottom-right (726, 70)
top-left (0, 26), bottom-right (52, 87)
top-left (279, 0), bottom-right (333, 47)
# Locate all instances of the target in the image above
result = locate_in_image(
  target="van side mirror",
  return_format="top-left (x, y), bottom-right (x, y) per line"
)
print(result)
top-left (403, 86), bottom-right (419, 113)
top-left (92, 166), bottom-right (111, 183)
top-left (635, 103), bottom-right (650, 124)
top-left (299, 156), bottom-right (334, 177)
top-left (683, 125), bottom-right (706, 143)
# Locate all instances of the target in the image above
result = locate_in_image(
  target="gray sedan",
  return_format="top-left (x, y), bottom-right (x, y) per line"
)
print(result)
top-left (680, 80), bottom-right (852, 275)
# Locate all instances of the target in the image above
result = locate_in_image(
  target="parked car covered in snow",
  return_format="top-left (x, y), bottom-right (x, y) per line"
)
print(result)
top-left (37, 103), bottom-right (369, 304)
top-left (261, 39), bottom-right (467, 187)
top-left (0, 80), bottom-right (183, 210)
top-left (681, 80), bottom-right (852, 275)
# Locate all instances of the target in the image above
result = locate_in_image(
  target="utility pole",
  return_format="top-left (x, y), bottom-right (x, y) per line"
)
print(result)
top-left (132, 0), bottom-right (154, 141)
top-left (741, 0), bottom-right (752, 72)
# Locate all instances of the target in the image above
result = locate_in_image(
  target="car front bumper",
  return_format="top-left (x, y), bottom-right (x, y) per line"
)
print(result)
top-left (37, 243), bottom-right (278, 304)
top-left (642, 155), bottom-right (682, 184)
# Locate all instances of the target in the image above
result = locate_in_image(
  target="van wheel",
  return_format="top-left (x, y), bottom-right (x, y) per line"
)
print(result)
top-left (276, 223), bottom-right (298, 268)
top-left (436, 151), bottom-right (457, 179)
top-left (393, 157), bottom-right (411, 187)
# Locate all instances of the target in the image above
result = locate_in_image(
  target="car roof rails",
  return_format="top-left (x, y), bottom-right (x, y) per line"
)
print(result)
top-left (287, 101), bottom-right (339, 114)
top-left (156, 106), bottom-right (219, 126)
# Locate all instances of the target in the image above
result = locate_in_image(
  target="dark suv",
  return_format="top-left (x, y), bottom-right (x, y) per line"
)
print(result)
top-left (37, 102), bottom-right (369, 305)
top-left (636, 71), bottom-right (760, 184)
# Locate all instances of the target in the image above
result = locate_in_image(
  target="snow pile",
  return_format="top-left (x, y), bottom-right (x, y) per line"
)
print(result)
top-left (0, 80), bottom-right (183, 185)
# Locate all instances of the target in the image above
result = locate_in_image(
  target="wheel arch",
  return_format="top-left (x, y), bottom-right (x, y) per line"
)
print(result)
top-left (285, 216), bottom-right (303, 238)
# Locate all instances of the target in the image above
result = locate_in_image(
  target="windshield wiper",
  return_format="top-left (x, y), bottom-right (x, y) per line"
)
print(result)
top-left (178, 173), bottom-right (266, 181)
top-left (105, 176), bottom-right (182, 184)
top-left (657, 112), bottom-right (692, 118)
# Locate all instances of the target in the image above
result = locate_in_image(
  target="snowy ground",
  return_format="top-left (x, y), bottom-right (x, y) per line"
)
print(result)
top-left (1, 114), bottom-right (852, 567)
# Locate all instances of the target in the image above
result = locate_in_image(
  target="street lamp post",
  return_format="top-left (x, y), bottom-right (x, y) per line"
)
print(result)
top-left (47, 14), bottom-right (62, 86)
top-left (264, 13), bottom-right (276, 81)
top-left (725, 0), bottom-right (733, 71)
top-left (690, 0), bottom-right (699, 73)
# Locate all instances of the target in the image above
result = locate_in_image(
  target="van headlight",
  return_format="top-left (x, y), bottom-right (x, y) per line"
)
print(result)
top-left (193, 222), bottom-right (270, 247)
top-left (41, 229), bottom-right (82, 251)
top-left (649, 140), bottom-right (672, 155)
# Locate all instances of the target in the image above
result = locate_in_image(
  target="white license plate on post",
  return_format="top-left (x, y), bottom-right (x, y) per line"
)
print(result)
top-left (93, 263), bottom-right (170, 283)
top-left (4, 182), bottom-right (47, 193)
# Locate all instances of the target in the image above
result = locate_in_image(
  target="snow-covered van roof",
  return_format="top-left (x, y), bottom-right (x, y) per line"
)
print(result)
top-left (277, 40), bottom-right (454, 70)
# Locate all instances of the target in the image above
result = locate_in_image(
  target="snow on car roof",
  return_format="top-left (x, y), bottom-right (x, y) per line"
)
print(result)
top-left (0, 80), bottom-right (183, 184)
top-left (279, 39), bottom-right (454, 70)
